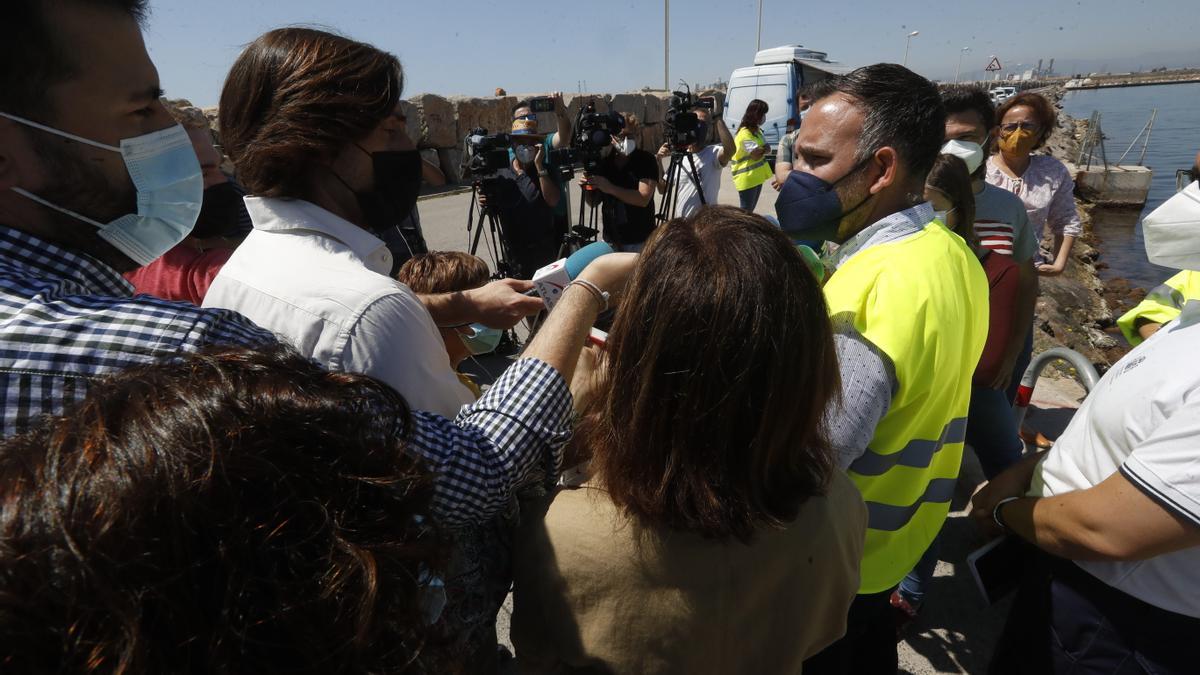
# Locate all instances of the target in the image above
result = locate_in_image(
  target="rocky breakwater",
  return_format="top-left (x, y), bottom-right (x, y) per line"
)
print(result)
top-left (1032, 87), bottom-right (1131, 373)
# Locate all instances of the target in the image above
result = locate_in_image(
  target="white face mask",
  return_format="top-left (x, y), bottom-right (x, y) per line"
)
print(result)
top-left (1142, 181), bottom-right (1200, 269)
top-left (941, 139), bottom-right (985, 174)
top-left (514, 145), bottom-right (537, 165)
top-left (0, 112), bottom-right (202, 266)
top-left (616, 137), bottom-right (637, 155)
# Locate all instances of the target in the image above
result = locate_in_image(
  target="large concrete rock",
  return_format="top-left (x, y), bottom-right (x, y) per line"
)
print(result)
top-left (642, 94), bottom-right (666, 125)
top-left (398, 99), bottom-right (420, 147)
top-left (452, 96), bottom-right (515, 140)
top-left (410, 93), bottom-right (457, 148)
top-left (437, 148), bottom-right (464, 185)
top-left (609, 94), bottom-right (646, 124)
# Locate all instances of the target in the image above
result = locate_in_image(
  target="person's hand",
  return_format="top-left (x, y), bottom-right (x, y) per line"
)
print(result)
top-left (569, 344), bottom-right (604, 410)
top-left (657, 143), bottom-right (671, 159)
top-left (477, 192), bottom-right (489, 208)
top-left (750, 146), bottom-right (768, 160)
top-left (587, 175), bottom-right (614, 195)
top-left (1037, 262), bottom-right (1065, 276)
top-left (551, 91), bottom-right (566, 115)
top-left (770, 177), bottom-right (784, 191)
top-left (576, 252), bottom-right (638, 304)
top-left (463, 279), bottom-right (545, 329)
top-left (533, 144), bottom-right (546, 172)
top-left (968, 456), bottom-right (1040, 537)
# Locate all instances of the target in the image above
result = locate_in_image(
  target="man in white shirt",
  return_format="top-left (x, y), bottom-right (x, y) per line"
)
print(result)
top-left (971, 186), bottom-right (1200, 672)
top-left (204, 29), bottom-right (544, 419)
top-left (655, 106), bottom-right (736, 219)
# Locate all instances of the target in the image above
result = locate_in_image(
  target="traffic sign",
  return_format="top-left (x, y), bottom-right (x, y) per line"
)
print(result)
top-left (985, 56), bottom-right (1003, 72)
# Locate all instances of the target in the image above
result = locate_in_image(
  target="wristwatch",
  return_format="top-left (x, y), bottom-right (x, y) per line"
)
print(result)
top-left (537, 168), bottom-right (550, 177)
top-left (992, 497), bottom-right (1021, 531)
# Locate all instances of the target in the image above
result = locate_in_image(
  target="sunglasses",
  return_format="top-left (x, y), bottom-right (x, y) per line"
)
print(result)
top-left (999, 121), bottom-right (1042, 135)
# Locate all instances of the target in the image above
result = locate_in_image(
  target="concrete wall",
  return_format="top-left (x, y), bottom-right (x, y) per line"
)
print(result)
top-left (204, 89), bottom-right (726, 187)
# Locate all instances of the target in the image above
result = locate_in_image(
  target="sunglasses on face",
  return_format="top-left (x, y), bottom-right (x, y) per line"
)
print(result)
top-left (999, 121), bottom-right (1042, 135)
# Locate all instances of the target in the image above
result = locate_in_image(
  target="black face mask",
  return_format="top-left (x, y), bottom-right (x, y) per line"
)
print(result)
top-left (191, 181), bottom-right (250, 239)
top-left (343, 146), bottom-right (422, 233)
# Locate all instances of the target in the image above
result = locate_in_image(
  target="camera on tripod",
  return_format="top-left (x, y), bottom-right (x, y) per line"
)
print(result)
top-left (663, 84), bottom-right (712, 152)
top-left (571, 100), bottom-right (624, 173)
top-left (462, 128), bottom-right (513, 176)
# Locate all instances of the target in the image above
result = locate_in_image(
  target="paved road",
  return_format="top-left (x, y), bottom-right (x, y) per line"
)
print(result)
top-left (417, 165), bottom-right (1086, 674)
top-left (415, 158), bottom-right (779, 269)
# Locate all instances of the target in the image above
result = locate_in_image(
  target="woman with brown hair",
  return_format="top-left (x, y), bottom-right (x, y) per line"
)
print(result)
top-left (511, 206), bottom-right (867, 674)
top-left (0, 345), bottom-right (448, 673)
top-left (986, 92), bottom-right (1082, 277)
top-left (731, 99), bottom-right (774, 211)
top-left (203, 27), bottom-right (545, 418)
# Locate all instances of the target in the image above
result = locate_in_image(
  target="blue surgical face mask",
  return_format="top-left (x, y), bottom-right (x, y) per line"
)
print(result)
top-left (514, 145), bottom-right (537, 165)
top-left (458, 323), bottom-right (503, 355)
top-left (0, 112), bottom-right (202, 266)
top-left (775, 159), bottom-right (872, 247)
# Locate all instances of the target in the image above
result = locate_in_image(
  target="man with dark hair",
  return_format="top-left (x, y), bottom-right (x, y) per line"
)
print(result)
top-left (777, 64), bottom-right (989, 674)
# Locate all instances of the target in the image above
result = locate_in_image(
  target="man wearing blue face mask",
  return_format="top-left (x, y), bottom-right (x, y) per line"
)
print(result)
top-left (782, 64), bottom-right (990, 675)
top-left (0, 0), bottom-right (280, 439)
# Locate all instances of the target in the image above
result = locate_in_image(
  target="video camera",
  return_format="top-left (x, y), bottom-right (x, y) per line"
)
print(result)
top-left (663, 84), bottom-right (712, 152)
top-left (571, 100), bottom-right (624, 173)
top-left (462, 128), bottom-right (512, 177)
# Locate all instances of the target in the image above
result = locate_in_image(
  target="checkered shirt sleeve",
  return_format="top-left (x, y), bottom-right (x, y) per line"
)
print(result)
top-left (408, 358), bottom-right (573, 527)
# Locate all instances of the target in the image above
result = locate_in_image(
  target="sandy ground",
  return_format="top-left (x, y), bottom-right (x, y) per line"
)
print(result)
top-left (417, 167), bottom-right (1091, 674)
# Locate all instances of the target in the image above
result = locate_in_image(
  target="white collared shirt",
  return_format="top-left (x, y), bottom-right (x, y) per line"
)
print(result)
top-left (204, 197), bottom-right (474, 417)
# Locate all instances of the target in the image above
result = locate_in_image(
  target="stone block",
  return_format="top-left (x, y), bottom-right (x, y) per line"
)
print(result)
top-left (609, 94), bottom-right (646, 124)
top-left (437, 147), bottom-right (464, 185)
top-left (642, 123), bottom-right (664, 153)
top-left (410, 93), bottom-right (456, 149)
top-left (452, 96), bottom-right (515, 140)
top-left (398, 99), bottom-right (421, 147)
top-left (642, 94), bottom-right (665, 125)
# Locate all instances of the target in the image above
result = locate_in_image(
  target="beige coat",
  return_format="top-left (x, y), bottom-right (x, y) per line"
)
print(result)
top-left (511, 472), bottom-right (866, 674)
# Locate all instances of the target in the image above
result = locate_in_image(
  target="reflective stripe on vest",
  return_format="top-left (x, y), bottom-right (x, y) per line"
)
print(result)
top-left (823, 220), bottom-right (989, 594)
top-left (1117, 270), bottom-right (1200, 346)
top-left (731, 159), bottom-right (768, 177)
top-left (849, 417), bottom-right (968, 477)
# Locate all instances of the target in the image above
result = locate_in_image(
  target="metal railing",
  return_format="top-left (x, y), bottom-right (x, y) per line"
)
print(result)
top-left (1011, 347), bottom-right (1101, 431)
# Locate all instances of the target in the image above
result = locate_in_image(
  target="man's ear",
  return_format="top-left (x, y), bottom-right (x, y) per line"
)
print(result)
top-left (867, 147), bottom-right (899, 195)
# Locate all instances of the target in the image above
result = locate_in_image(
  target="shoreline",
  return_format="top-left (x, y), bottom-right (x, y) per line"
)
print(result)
top-left (1031, 87), bottom-right (1138, 373)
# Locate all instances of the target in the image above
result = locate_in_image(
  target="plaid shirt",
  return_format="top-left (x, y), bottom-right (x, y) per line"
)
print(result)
top-left (0, 225), bottom-right (573, 526)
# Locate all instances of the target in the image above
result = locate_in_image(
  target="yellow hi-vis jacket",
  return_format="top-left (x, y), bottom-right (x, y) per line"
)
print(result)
top-left (731, 127), bottom-right (773, 191)
top-left (824, 219), bottom-right (989, 594)
top-left (1116, 270), bottom-right (1200, 346)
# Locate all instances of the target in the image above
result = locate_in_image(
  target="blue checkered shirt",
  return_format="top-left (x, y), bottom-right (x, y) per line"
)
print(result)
top-left (0, 225), bottom-right (574, 526)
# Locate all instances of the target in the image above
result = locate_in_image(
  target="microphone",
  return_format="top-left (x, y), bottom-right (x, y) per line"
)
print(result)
top-left (531, 241), bottom-right (614, 310)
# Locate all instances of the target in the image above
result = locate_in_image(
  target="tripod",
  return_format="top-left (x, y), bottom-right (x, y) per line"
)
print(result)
top-left (466, 177), bottom-right (518, 280)
top-left (656, 150), bottom-right (706, 223)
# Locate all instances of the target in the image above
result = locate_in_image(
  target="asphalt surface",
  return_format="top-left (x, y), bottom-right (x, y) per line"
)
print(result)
top-left (416, 166), bottom-right (1087, 674)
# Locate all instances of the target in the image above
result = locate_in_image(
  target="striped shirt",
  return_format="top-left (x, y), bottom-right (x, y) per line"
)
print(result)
top-left (0, 225), bottom-right (574, 526)
top-left (972, 182), bottom-right (1037, 262)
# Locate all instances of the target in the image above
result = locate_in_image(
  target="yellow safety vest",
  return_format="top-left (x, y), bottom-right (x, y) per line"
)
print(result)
top-left (731, 127), bottom-right (773, 191)
top-left (823, 220), bottom-right (989, 594)
top-left (1116, 270), bottom-right (1200, 346)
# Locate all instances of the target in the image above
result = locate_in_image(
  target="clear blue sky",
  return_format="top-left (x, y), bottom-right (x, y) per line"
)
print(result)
top-left (144, 0), bottom-right (1199, 108)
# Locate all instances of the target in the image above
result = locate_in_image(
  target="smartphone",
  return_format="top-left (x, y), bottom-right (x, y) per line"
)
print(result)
top-left (967, 535), bottom-right (1025, 605)
top-left (530, 97), bottom-right (555, 113)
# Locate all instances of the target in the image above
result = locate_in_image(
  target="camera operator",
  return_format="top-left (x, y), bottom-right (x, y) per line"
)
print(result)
top-left (772, 87), bottom-right (815, 190)
top-left (581, 113), bottom-right (658, 252)
top-left (655, 104), bottom-right (735, 219)
top-left (512, 93), bottom-right (573, 237)
top-left (476, 117), bottom-right (561, 278)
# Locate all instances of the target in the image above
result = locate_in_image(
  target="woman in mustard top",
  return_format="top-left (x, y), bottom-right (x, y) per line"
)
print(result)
top-left (731, 99), bottom-right (773, 211)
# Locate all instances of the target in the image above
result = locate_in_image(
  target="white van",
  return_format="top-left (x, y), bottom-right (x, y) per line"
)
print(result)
top-left (724, 45), bottom-right (852, 163)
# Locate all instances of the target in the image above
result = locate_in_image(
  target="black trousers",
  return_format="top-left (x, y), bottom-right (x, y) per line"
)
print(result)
top-left (993, 552), bottom-right (1200, 674)
top-left (802, 589), bottom-right (898, 675)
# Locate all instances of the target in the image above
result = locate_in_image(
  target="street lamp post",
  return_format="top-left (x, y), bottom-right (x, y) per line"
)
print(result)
top-left (955, 47), bottom-right (970, 83)
top-left (664, 0), bottom-right (670, 90)
top-left (903, 30), bottom-right (919, 67)
top-left (756, 0), bottom-right (764, 52)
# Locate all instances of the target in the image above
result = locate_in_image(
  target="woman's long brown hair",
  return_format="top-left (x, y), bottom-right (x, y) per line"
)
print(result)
top-left (583, 206), bottom-right (840, 543)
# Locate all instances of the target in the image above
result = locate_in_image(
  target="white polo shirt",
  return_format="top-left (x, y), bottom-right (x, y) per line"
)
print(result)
top-left (204, 197), bottom-right (474, 418)
top-left (1030, 300), bottom-right (1200, 618)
